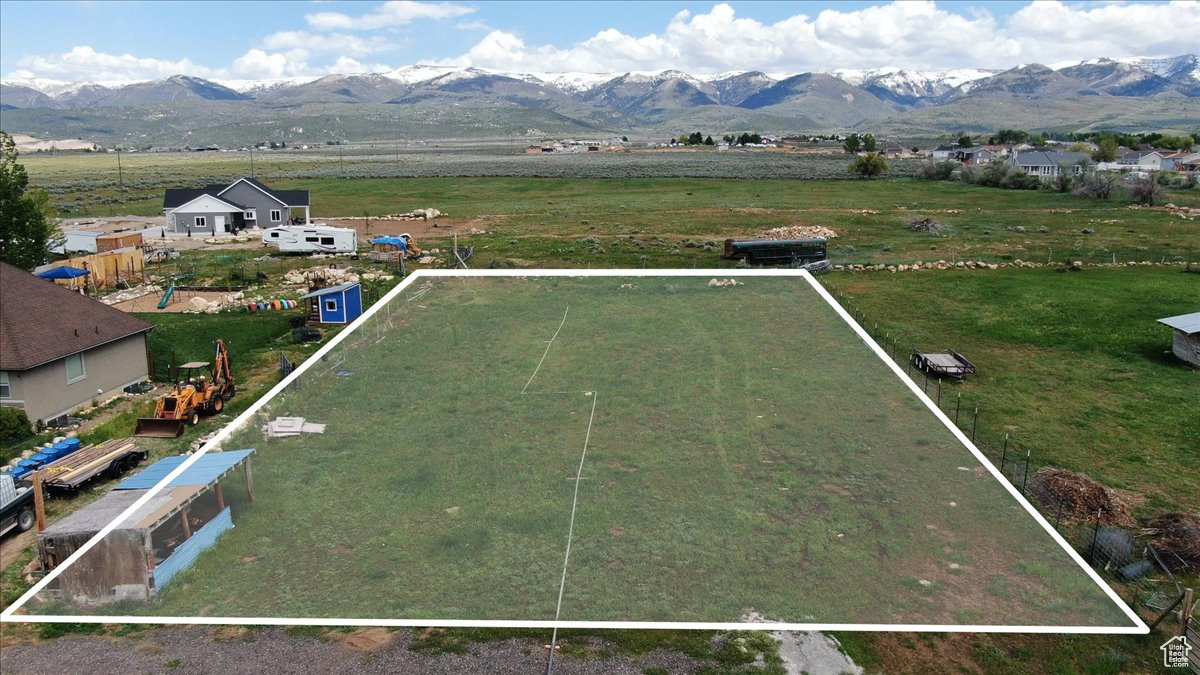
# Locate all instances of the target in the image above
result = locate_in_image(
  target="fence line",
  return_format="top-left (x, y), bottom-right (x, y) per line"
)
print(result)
top-left (824, 281), bottom-right (1190, 625)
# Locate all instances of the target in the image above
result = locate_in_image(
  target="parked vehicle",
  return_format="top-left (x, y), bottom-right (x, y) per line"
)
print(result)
top-left (135, 339), bottom-right (235, 438)
top-left (0, 472), bottom-right (35, 537)
top-left (262, 224), bottom-right (357, 254)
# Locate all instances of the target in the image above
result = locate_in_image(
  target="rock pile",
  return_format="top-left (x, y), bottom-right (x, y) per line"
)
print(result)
top-left (755, 225), bottom-right (838, 239)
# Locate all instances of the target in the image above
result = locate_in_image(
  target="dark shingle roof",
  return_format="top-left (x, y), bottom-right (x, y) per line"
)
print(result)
top-left (0, 262), bottom-right (154, 371)
top-left (163, 177), bottom-right (307, 209)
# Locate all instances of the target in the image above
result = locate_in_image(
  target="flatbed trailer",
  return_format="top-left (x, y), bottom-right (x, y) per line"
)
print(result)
top-left (911, 349), bottom-right (977, 381)
top-left (40, 439), bottom-right (147, 492)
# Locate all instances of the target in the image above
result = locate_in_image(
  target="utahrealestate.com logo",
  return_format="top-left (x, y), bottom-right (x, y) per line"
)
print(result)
top-left (1161, 635), bottom-right (1192, 668)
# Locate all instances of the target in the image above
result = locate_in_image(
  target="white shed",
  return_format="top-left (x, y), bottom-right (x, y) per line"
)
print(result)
top-left (1157, 312), bottom-right (1200, 368)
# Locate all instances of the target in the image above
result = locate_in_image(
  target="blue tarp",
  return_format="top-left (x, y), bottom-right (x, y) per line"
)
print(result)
top-left (115, 449), bottom-right (255, 490)
top-left (371, 236), bottom-right (408, 250)
top-left (36, 266), bottom-right (90, 279)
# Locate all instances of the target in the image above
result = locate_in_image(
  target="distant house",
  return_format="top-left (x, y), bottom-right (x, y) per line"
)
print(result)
top-left (1117, 150), bottom-right (1166, 171)
top-left (879, 142), bottom-right (905, 159)
top-left (1174, 152), bottom-right (1200, 173)
top-left (931, 144), bottom-right (959, 160)
top-left (162, 177), bottom-right (310, 236)
top-left (1157, 312), bottom-right (1200, 368)
top-left (955, 147), bottom-right (995, 165)
top-left (1009, 151), bottom-right (1090, 178)
top-left (298, 282), bottom-right (363, 325)
top-left (0, 262), bottom-right (154, 424)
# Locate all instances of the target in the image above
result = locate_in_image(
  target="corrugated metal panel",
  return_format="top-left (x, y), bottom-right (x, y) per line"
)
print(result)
top-left (114, 449), bottom-right (254, 491)
top-left (297, 282), bottom-right (359, 300)
top-left (1158, 312), bottom-right (1200, 334)
top-left (153, 507), bottom-right (232, 591)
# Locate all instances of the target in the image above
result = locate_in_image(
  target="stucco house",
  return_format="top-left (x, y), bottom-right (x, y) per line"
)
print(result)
top-left (1009, 151), bottom-right (1090, 178)
top-left (162, 177), bottom-right (310, 236)
top-left (0, 262), bottom-right (154, 425)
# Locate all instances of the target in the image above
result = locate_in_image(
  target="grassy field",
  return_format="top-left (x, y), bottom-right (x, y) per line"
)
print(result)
top-left (26, 275), bottom-right (1132, 628)
top-left (21, 148), bottom-right (1200, 268)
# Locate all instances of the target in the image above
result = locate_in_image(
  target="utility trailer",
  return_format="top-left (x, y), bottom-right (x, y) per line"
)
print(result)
top-left (39, 438), bottom-right (147, 492)
top-left (911, 350), bottom-right (977, 381)
top-left (723, 237), bottom-right (827, 266)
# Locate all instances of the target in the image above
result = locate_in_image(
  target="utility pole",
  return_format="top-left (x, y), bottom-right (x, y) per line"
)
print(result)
top-left (250, 147), bottom-right (255, 177)
top-left (116, 147), bottom-right (125, 202)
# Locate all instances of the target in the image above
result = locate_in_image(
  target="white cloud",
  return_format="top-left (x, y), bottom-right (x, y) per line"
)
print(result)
top-left (305, 1), bottom-right (475, 31)
top-left (11, 45), bottom-right (214, 84)
top-left (263, 30), bottom-right (395, 57)
top-left (443, 1), bottom-right (1199, 75)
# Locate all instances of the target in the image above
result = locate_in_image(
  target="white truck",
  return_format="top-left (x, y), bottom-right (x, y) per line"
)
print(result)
top-left (261, 224), bottom-right (358, 254)
top-left (0, 472), bottom-right (35, 538)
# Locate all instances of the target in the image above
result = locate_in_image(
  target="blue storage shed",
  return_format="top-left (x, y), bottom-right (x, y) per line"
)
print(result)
top-left (298, 282), bottom-right (363, 324)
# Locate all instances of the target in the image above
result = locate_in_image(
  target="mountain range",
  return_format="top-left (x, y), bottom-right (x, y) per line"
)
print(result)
top-left (1, 55), bottom-right (1197, 145)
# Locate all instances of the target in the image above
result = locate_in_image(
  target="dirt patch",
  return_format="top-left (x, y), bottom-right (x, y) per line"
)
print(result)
top-left (323, 217), bottom-right (484, 239)
top-left (1142, 512), bottom-right (1200, 572)
top-left (908, 217), bottom-right (949, 234)
top-left (1026, 468), bottom-right (1136, 526)
top-left (609, 526), bottom-right (626, 537)
top-left (337, 627), bottom-right (394, 651)
top-left (329, 544), bottom-right (354, 554)
top-left (821, 482), bottom-right (852, 497)
top-left (110, 290), bottom-right (232, 313)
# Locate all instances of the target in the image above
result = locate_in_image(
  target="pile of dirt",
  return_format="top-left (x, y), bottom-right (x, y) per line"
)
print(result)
top-left (755, 225), bottom-right (838, 239)
top-left (1026, 468), bottom-right (1136, 526)
top-left (908, 218), bottom-right (948, 233)
top-left (1142, 512), bottom-right (1200, 572)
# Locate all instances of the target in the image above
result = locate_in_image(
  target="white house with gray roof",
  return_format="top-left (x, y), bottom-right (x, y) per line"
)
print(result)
top-left (162, 177), bottom-right (310, 236)
top-left (1009, 151), bottom-right (1091, 178)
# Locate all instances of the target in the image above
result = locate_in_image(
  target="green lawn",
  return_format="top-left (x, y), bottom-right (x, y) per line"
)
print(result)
top-left (27, 275), bottom-right (1132, 628)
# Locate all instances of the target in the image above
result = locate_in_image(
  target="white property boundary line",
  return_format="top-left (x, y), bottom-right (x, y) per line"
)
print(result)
top-left (522, 306), bottom-right (570, 394)
top-left (1, 269), bottom-right (1147, 634)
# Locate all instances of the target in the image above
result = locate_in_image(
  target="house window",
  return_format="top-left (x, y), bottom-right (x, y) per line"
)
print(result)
top-left (0, 372), bottom-right (9, 398)
top-left (270, 209), bottom-right (282, 222)
top-left (195, 216), bottom-right (207, 228)
top-left (325, 299), bottom-right (338, 312)
top-left (244, 210), bottom-right (256, 220)
top-left (66, 353), bottom-right (86, 383)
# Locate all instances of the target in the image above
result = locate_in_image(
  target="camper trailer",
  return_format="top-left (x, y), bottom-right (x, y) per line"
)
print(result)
top-left (261, 225), bottom-right (358, 254)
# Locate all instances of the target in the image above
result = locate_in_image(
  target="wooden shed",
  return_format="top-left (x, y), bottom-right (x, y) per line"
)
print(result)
top-left (1157, 312), bottom-right (1200, 367)
top-left (36, 449), bottom-right (255, 605)
top-left (96, 231), bottom-right (143, 252)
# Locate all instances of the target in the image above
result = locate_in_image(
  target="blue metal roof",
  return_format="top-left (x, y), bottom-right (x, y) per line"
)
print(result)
top-left (298, 282), bottom-right (360, 300)
top-left (115, 449), bottom-right (255, 491)
top-left (1158, 312), bottom-right (1200, 334)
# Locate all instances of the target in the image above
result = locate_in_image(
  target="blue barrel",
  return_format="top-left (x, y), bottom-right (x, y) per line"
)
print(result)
top-left (47, 442), bottom-right (70, 460)
top-left (12, 466), bottom-right (30, 479)
top-left (63, 438), bottom-right (81, 452)
top-left (30, 452), bottom-right (50, 465)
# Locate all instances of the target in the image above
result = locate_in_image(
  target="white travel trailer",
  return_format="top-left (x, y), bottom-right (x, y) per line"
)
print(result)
top-left (261, 225), bottom-right (358, 254)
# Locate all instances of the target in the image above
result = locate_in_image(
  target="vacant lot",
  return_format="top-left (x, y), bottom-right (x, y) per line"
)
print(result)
top-left (24, 275), bottom-right (1133, 628)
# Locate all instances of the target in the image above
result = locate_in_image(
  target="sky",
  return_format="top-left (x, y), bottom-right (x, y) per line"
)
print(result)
top-left (1, 0), bottom-right (1197, 84)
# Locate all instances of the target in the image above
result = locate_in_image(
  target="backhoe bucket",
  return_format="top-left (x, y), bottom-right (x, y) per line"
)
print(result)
top-left (134, 418), bottom-right (186, 438)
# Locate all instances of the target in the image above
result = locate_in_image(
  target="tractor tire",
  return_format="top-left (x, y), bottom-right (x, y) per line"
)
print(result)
top-left (17, 506), bottom-right (35, 532)
top-left (188, 411), bottom-right (201, 426)
top-left (212, 395), bottom-right (224, 413)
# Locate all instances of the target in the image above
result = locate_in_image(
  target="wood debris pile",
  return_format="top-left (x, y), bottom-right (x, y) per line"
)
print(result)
top-left (1026, 467), bottom-right (1135, 525)
top-left (1142, 512), bottom-right (1200, 572)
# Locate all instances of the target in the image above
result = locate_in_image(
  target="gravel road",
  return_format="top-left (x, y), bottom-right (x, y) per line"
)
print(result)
top-left (0, 626), bottom-right (703, 674)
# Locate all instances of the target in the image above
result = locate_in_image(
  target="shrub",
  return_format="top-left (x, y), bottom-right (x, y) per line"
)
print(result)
top-left (0, 406), bottom-right (32, 444)
top-left (916, 160), bottom-right (957, 181)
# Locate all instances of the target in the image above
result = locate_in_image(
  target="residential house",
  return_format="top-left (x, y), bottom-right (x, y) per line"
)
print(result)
top-left (879, 142), bottom-right (905, 159)
top-left (162, 177), bottom-right (310, 236)
top-left (0, 262), bottom-right (154, 424)
top-left (955, 147), bottom-right (995, 165)
top-left (1117, 150), bottom-right (1166, 171)
top-left (1009, 151), bottom-right (1091, 178)
top-left (1174, 152), bottom-right (1200, 174)
top-left (931, 145), bottom-right (959, 160)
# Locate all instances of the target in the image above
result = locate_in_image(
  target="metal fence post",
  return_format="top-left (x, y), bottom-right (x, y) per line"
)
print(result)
top-left (1022, 449), bottom-right (1032, 493)
top-left (971, 408), bottom-right (978, 442)
top-left (1000, 434), bottom-right (1009, 473)
top-left (1088, 508), bottom-right (1103, 563)
top-left (955, 393), bottom-right (961, 426)
top-left (937, 379), bottom-right (942, 407)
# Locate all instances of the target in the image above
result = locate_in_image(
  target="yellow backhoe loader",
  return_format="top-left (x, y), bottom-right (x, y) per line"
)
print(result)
top-left (135, 339), bottom-right (236, 438)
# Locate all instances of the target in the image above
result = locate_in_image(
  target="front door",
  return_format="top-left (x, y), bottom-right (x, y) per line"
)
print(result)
top-left (214, 215), bottom-right (227, 233)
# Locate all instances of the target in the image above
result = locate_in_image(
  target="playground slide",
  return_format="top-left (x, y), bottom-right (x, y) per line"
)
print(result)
top-left (157, 285), bottom-right (176, 309)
